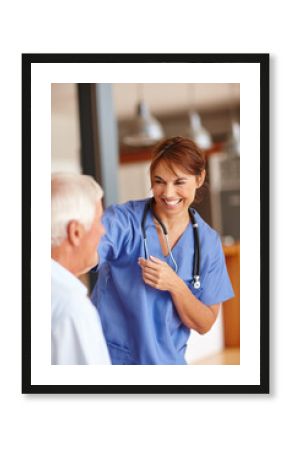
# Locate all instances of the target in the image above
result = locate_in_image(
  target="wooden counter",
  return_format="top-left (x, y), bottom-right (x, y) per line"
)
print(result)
top-left (223, 242), bottom-right (240, 348)
top-left (192, 347), bottom-right (240, 365)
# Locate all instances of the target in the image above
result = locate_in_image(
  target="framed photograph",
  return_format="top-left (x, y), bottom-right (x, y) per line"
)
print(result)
top-left (22, 53), bottom-right (269, 394)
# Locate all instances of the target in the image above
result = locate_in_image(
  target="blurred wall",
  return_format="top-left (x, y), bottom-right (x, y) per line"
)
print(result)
top-left (113, 83), bottom-right (240, 118)
top-left (51, 83), bottom-right (240, 174)
top-left (51, 83), bottom-right (81, 173)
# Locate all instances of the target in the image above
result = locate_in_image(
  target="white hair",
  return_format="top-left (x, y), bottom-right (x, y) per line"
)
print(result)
top-left (51, 173), bottom-right (103, 247)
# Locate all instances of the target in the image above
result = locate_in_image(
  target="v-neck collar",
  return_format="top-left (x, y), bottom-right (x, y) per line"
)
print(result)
top-left (147, 208), bottom-right (191, 258)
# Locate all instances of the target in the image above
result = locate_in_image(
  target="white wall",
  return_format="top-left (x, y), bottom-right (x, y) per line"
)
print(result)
top-left (186, 309), bottom-right (225, 363)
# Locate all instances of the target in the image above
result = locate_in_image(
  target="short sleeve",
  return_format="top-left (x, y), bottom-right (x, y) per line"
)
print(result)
top-left (199, 233), bottom-right (234, 306)
top-left (93, 204), bottom-right (132, 268)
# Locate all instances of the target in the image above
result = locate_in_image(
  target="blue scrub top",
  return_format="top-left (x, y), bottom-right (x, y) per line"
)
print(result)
top-left (91, 199), bottom-right (234, 365)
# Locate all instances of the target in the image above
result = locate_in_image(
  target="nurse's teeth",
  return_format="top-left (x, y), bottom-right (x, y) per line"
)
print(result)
top-left (164, 199), bottom-right (180, 205)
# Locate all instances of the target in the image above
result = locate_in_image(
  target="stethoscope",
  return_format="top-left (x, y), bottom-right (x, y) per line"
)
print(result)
top-left (141, 199), bottom-right (201, 289)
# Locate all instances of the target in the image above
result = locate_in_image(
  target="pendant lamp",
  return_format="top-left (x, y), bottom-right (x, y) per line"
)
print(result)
top-left (187, 84), bottom-right (212, 150)
top-left (122, 85), bottom-right (164, 147)
top-left (189, 111), bottom-right (213, 150)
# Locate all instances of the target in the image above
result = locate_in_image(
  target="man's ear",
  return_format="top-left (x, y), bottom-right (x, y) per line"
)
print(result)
top-left (197, 169), bottom-right (206, 188)
top-left (67, 220), bottom-right (84, 247)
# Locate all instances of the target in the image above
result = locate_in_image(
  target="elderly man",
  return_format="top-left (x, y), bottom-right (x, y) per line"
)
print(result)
top-left (51, 173), bottom-right (110, 364)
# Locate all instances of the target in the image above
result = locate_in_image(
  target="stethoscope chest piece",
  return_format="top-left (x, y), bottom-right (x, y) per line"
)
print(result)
top-left (192, 275), bottom-right (201, 289)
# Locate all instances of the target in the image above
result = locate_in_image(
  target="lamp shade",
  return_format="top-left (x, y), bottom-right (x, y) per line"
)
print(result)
top-left (189, 111), bottom-right (212, 150)
top-left (122, 101), bottom-right (164, 147)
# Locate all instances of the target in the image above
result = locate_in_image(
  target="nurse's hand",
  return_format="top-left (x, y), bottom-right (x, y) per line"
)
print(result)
top-left (138, 256), bottom-right (180, 291)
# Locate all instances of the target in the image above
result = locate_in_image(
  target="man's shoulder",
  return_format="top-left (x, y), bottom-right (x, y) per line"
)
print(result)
top-left (52, 279), bottom-right (92, 322)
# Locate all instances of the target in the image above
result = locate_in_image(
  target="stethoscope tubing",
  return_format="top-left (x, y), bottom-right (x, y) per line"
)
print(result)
top-left (141, 199), bottom-right (201, 288)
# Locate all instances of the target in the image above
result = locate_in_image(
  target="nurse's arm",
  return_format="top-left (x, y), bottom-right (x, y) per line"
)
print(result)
top-left (139, 256), bottom-right (219, 334)
top-left (170, 280), bottom-right (220, 334)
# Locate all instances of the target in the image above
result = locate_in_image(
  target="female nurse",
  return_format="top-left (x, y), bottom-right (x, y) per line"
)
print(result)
top-left (91, 136), bottom-right (234, 364)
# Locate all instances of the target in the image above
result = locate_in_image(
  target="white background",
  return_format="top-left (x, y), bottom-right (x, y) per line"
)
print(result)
top-left (0, 1), bottom-right (286, 450)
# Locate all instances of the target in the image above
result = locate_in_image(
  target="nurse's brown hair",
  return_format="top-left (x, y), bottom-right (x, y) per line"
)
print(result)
top-left (150, 136), bottom-right (205, 176)
top-left (150, 136), bottom-right (206, 202)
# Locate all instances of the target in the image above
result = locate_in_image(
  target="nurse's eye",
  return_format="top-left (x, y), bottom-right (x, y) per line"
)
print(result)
top-left (175, 181), bottom-right (186, 185)
top-left (154, 180), bottom-right (164, 184)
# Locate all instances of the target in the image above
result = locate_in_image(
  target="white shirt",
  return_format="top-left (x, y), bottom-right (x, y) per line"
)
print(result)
top-left (51, 259), bottom-right (111, 365)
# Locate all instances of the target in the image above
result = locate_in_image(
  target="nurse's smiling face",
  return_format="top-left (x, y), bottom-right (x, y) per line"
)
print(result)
top-left (151, 160), bottom-right (205, 216)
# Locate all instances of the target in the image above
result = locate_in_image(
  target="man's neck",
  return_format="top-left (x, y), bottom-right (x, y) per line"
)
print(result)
top-left (51, 244), bottom-right (79, 277)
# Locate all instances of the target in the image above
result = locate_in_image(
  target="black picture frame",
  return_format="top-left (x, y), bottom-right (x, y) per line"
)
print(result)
top-left (22, 53), bottom-right (269, 394)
